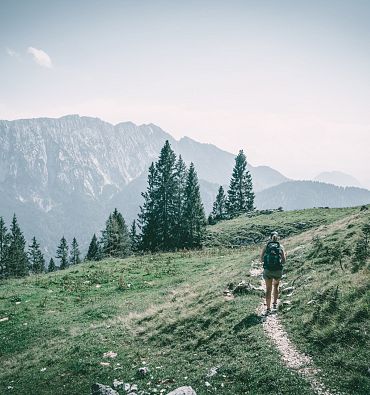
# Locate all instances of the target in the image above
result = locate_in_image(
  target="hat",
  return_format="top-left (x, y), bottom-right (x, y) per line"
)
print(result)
top-left (270, 231), bottom-right (278, 238)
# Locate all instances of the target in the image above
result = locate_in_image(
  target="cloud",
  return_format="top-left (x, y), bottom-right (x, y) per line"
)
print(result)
top-left (6, 47), bottom-right (20, 57)
top-left (27, 46), bottom-right (53, 68)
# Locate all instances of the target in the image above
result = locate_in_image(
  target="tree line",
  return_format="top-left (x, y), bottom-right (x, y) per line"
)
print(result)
top-left (1, 140), bottom-right (255, 275)
top-left (0, 214), bottom-right (81, 278)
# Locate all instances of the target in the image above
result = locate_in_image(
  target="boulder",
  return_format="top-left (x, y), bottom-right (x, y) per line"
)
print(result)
top-left (91, 383), bottom-right (119, 395)
top-left (232, 281), bottom-right (254, 295)
top-left (166, 386), bottom-right (197, 395)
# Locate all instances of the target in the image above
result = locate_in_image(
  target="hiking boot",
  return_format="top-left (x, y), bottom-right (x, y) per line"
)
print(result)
top-left (263, 308), bottom-right (271, 316)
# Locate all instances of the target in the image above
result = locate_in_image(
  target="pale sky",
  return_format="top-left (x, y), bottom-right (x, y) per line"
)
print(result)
top-left (1, 0), bottom-right (369, 187)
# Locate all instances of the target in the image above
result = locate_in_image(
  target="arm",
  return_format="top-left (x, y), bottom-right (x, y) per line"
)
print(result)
top-left (260, 246), bottom-right (266, 262)
top-left (281, 245), bottom-right (287, 263)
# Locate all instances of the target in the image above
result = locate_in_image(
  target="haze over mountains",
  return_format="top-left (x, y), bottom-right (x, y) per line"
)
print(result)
top-left (1, 115), bottom-right (369, 254)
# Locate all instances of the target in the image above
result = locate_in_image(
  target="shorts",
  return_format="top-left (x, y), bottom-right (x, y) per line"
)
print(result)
top-left (263, 269), bottom-right (283, 280)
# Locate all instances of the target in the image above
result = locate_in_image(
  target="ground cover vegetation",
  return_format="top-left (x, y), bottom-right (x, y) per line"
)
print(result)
top-left (1, 206), bottom-right (368, 394)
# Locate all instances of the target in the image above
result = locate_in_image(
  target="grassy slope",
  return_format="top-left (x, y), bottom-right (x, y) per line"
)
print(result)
top-left (278, 208), bottom-right (370, 395)
top-left (0, 206), bottom-right (367, 395)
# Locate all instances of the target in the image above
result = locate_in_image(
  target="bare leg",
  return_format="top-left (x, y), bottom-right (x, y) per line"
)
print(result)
top-left (272, 279), bottom-right (280, 305)
top-left (264, 278), bottom-right (273, 309)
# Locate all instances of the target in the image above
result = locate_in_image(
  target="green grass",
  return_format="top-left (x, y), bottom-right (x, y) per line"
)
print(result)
top-left (277, 207), bottom-right (370, 395)
top-left (205, 207), bottom-right (357, 247)
top-left (0, 206), bottom-right (368, 395)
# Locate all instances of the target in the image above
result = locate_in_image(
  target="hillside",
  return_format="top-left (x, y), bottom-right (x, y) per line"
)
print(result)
top-left (255, 181), bottom-right (370, 210)
top-left (1, 206), bottom-right (369, 395)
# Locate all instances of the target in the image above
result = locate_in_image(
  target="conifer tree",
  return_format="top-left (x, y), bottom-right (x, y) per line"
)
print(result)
top-left (173, 156), bottom-right (188, 247)
top-left (48, 258), bottom-right (56, 272)
top-left (212, 186), bottom-right (227, 221)
top-left (101, 209), bottom-right (131, 258)
top-left (182, 163), bottom-right (206, 248)
top-left (153, 140), bottom-right (178, 250)
top-left (245, 170), bottom-right (255, 212)
top-left (56, 236), bottom-right (69, 270)
top-left (227, 150), bottom-right (255, 217)
top-left (7, 214), bottom-right (29, 277)
top-left (129, 220), bottom-right (140, 252)
top-left (86, 233), bottom-right (100, 261)
top-left (28, 236), bottom-right (45, 274)
top-left (138, 163), bottom-right (158, 251)
top-left (70, 237), bottom-right (81, 265)
top-left (0, 217), bottom-right (10, 278)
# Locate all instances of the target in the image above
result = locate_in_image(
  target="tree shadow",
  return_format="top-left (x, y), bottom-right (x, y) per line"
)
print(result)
top-left (233, 313), bottom-right (261, 332)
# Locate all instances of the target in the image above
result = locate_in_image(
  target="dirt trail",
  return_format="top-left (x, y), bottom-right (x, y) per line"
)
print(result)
top-left (250, 260), bottom-right (342, 395)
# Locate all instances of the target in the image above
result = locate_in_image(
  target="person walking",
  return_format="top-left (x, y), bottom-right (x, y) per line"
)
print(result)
top-left (260, 231), bottom-right (286, 315)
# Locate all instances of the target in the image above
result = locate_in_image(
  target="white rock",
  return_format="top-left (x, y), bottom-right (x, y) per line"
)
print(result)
top-left (166, 386), bottom-right (197, 395)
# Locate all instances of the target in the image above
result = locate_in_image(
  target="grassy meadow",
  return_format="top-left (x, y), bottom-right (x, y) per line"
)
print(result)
top-left (0, 206), bottom-right (369, 395)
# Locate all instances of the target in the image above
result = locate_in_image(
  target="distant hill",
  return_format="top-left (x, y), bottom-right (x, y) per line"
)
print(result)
top-left (314, 171), bottom-right (362, 188)
top-left (255, 180), bottom-right (370, 210)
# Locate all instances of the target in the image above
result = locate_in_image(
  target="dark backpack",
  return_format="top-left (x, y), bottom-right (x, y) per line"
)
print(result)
top-left (263, 241), bottom-right (283, 270)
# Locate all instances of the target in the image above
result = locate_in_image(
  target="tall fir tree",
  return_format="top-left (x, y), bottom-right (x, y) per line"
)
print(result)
top-left (0, 217), bottom-right (10, 278)
top-left (56, 236), bottom-right (69, 270)
top-left (70, 237), bottom-right (81, 265)
top-left (182, 163), bottom-right (206, 248)
top-left (226, 150), bottom-right (255, 217)
top-left (212, 186), bottom-right (227, 221)
top-left (173, 156), bottom-right (188, 247)
top-left (48, 257), bottom-right (56, 272)
top-left (100, 209), bottom-right (131, 258)
top-left (7, 214), bottom-right (29, 277)
top-left (153, 140), bottom-right (178, 250)
top-left (244, 170), bottom-right (255, 212)
top-left (138, 163), bottom-right (158, 251)
top-left (86, 233), bottom-right (100, 261)
top-left (28, 236), bottom-right (45, 274)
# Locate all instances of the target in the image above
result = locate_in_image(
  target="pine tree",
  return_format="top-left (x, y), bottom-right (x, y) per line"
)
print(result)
top-left (138, 163), bottom-right (158, 251)
top-left (129, 220), bottom-right (140, 252)
top-left (173, 156), bottom-right (188, 248)
top-left (101, 209), bottom-right (131, 258)
top-left (56, 236), bottom-right (69, 270)
top-left (0, 217), bottom-right (10, 278)
top-left (245, 170), bottom-right (255, 212)
top-left (227, 150), bottom-right (255, 217)
top-left (212, 186), bottom-right (227, 221)
top-left (86, 233), bottom-right (100, 261)
top-left (153, 140), bottom-right (178, 250)
top-left (70, 237), bottom-right (81, 265)
top-left (182, 163), bottom-right (206, 248)
top-left (48, 258), bottom-right (56, 272)
top-left (7, 214), bottom-right (29, 277)
top-left (28, 236), bottom-right (45, 274)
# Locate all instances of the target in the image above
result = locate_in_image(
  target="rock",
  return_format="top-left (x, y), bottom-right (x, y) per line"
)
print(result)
top-left (166, 387), bottom-right (196, 395)
top-left (131, 384), bottom-right (138, 391)
top-left (206, 366), bottom-right (220, 377)
top-left (113, 379), bottom-right (123, 389)
top-left (103, 351), bottom-right (117, 358)
top-left (232, 281), bottom-right (254, 295)
top-left (281, 286), bottom-right (295, 294)
top-left (138, 366), bottom-right (149, 376)
top-left (91, 383), bottom-right (119, 395)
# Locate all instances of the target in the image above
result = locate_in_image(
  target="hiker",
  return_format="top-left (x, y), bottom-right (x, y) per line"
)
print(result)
top-left (260, 231), bottom-right (286, 314)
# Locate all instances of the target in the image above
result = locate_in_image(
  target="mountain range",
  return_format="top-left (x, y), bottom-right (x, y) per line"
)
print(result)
top-left (1, 115), bottom-right (369, 255)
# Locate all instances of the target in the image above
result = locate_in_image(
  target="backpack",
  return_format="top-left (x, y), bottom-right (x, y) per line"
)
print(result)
top-left (263, 241), bottom-right (283, 270)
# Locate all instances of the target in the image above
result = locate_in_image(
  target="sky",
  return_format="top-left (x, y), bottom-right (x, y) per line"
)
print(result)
top-left (1, 0), bottom-right (369, 187)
